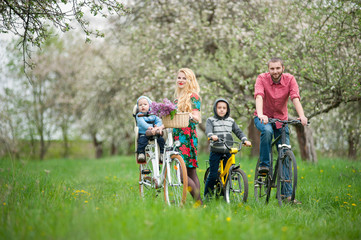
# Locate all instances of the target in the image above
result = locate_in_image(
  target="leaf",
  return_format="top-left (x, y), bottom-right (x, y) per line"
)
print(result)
top-left (170, 110), bottom-right (176, 120)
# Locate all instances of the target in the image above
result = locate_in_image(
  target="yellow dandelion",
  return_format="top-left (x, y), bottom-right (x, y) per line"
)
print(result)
top-left (3, 202), bottom-right (6, 206)
top-left (96, 207), bottom-right (100, 210)
top-left (343, 202), bottom-right (348, 204)
top-left (352, 169), bottom-right (356, 173)
top-left (250, 169), bottom-right (254, 173)
top-left (332, 165), bottom-right (335, 168)
top-left (84, 201), bottom-right (88, 203)
top-left (281, 226), bottom-right (288, 232)
top-left (226, 217), bottom-right (231, 222)
top-left (348, 185), bottom-right (351, 188)
top-left (320, 170), bottom-right (324, 173)
top-left (187, 186), bottom-right (193, 192)
top-left (247, 174), bottom-right (251, 178)
top-left (352, 203), bottom-right (356, 206)
top-left (301, 176), bottom-right (304, 179)
top-left (193, 200), bottom-right (202, 208)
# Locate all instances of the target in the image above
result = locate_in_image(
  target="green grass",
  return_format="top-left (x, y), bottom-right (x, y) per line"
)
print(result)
top-left (1, 155), bottom-right (360, 240)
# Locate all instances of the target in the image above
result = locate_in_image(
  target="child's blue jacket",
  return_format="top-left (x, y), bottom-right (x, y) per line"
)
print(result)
top-left (136, 112), bottom-right (162, 134)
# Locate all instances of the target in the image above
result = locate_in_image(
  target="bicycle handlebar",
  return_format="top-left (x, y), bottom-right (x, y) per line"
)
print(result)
top-left (209, 138), bottom-right (243, 152)
top-left (268, 118), bottom-right (310, 125)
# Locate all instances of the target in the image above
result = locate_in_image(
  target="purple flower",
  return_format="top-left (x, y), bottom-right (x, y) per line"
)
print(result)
top-left (149, 98), bottom-right (177, 119)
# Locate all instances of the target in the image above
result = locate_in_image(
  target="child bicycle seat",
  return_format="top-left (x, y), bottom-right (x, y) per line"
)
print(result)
top-left (133, 104), bottom-right (139, 160)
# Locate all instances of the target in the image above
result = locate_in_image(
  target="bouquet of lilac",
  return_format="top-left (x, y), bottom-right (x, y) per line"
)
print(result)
top-left (150, 98), bottom-right (177, 119)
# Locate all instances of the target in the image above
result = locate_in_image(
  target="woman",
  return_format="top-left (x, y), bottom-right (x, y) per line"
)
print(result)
top-left (173, 68), bottom-right (202, 205)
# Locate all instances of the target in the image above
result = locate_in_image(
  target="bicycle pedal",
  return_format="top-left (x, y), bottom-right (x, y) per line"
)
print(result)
top-left (141, 169), bottom-right (152, 175)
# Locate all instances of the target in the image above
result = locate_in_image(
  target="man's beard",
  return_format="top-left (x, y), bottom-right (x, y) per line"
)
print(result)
top-left (271, 71), bottom-right (283, 82)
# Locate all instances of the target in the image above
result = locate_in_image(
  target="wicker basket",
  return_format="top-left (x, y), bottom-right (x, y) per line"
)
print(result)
top-left (162, 112), bottom-right (189, 128)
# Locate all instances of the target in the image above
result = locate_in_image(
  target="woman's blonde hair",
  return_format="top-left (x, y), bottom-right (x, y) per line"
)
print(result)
top-left (174, 68), bottom-right (200, 113)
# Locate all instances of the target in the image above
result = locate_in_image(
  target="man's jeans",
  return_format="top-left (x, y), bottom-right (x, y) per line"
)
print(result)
top-left (254, 117), bottom-right (292, 197)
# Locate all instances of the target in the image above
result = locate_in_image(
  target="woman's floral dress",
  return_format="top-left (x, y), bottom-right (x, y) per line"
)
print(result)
top-left (173, 93), bottom-right (201, 168)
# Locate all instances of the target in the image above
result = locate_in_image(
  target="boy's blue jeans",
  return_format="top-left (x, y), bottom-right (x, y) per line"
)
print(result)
top-left (204, 152), bottom-right (231, 197)
top-left (254, 117), bottom-right (292, 197)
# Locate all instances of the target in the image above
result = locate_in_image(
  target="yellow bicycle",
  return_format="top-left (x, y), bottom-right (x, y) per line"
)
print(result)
top-left (204, 138), bottom-right (249, 203)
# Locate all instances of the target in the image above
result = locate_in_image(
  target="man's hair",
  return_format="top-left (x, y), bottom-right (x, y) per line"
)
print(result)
top-left (268, 57), bottom-right (284, 67)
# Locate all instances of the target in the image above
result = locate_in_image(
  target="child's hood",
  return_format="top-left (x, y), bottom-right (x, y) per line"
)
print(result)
top-left (213, 98), bottom-right (230, 120)
top-left (137, 96), bottom-right (152, 111)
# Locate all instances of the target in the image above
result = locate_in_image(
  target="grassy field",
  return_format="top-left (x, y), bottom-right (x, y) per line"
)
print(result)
top-left (1, 154), bottom-right (360, 240)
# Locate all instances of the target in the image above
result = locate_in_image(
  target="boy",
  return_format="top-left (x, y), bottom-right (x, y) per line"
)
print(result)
top-left (204, 98), bottom-right (252, 198)
top-left (136, 96), bottom-right (165, 163)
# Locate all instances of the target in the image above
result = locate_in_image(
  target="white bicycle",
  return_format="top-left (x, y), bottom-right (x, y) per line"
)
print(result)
top-left (137, 126), bottom-right (188, 206)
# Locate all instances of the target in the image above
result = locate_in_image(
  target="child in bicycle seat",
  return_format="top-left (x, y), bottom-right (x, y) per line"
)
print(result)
top-left (204, 98), bottom-right (252, 198)
top-left (136, 96), bottom-right (165, 163)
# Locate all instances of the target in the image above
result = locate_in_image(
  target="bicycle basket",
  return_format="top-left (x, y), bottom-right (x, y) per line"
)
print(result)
top-left (162, 112), bottom-right (189, 128)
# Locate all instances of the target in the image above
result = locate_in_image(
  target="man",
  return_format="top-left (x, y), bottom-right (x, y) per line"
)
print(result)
top-left (253, 57), bottom-right (308, 203)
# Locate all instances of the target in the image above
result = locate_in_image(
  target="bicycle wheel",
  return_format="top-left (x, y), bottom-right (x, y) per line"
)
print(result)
top-left (163, 154), bottom-right (188, 206)
top-left (139, 158), bottom-right (154, 198)
top-left (276, 150), bottom-right (297, 206)
top-left (254, 158), bottom-right (269, 203)
top-left (224, 168), bottom-right (248, 203)
top-left (203, 167), bottom-right (210, 184)
top-left (204, 167), bottom-right (223, 199)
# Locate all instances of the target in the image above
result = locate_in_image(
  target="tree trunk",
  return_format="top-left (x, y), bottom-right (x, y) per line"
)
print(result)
top-left (61, 124), bottom-right (70, 158)
top-left (91, 133), bottom-right (103, 159)
top-left (348, 132), bottom-right (359, 159)
top-left (247, 118), bottom-right (260, 158)
top-left (294, 125), bottom-right (317, 162)
top-left (111, 140), bottom-right (118, 156)
top-left (40, 134), bottom-right (46, 160)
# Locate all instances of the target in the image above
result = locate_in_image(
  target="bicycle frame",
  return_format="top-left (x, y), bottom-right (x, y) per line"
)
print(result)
top-left (140, 128), bottom-right (181, 189)
top-left (219, 147), bottom-right (239, 186)
top-left (269, 122), bottom-right (292, 184)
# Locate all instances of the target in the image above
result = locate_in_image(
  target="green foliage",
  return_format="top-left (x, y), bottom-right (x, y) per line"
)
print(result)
top-left (0, 156), bottom-right (360, 239)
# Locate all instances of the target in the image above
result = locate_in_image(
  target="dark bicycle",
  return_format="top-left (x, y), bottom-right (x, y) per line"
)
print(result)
top-left (254, 118), bottom-right (307, 206)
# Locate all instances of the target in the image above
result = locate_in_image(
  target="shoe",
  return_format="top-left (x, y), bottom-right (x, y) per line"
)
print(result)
top-left (283, 197), bottom-right (302, 205)
top-left (159, 154), bottom-right (163, 164)
top-left (138, 153), bottom-right (146, 163)
top-left (258, 166), bottom-right (269, 174)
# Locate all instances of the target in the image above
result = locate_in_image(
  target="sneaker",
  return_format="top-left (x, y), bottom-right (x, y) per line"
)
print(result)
top-left (284, 197), bottom-right (302, 205)
top-left (258, 166), bottom-right (269, 174)
top-left (138, 153), bottom-right (146, 163)
top-left (159, 154), bottom-right (163, 163)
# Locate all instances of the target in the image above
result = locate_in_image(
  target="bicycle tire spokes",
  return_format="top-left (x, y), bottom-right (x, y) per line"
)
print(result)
top-left (163, 155), bottom-right (188, 206)
top-left (139, 160), bottom-right (156, 198)
top-left (224, 168), bottom-right (248, 203)
top-left (276, 150), bottom-right (297, 206)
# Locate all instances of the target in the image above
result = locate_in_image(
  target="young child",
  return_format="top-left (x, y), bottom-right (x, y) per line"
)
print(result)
top-left (204, 98), bottom-right (252, 198)
top-left (136, 96), bottom-right (165, 163)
